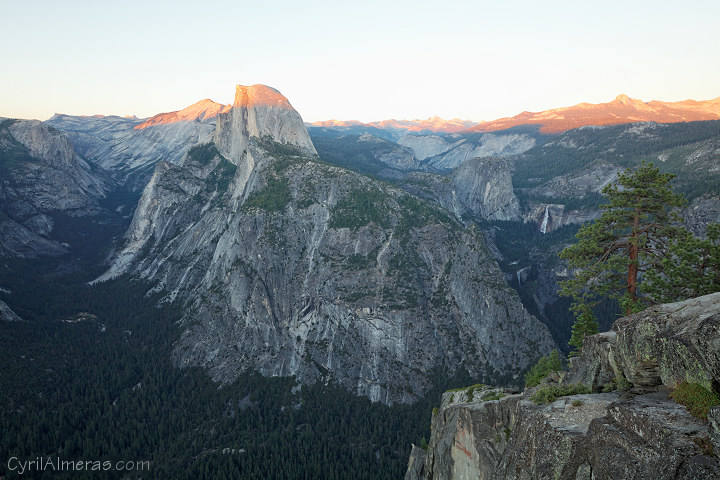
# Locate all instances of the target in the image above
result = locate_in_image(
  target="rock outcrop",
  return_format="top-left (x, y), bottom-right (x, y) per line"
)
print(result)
top-left (398, 134), bottom-right (454, 161)
top-left (402, 157), bottom-right (521, 222)
top-left (408, 293), bottom-right (720, 479)
top-left (214, 84), bottom-right (316, 161)
top-left (450, 158), bottom-right (521, 221)
top-left (0, 299), bottom-right (23, 322)
top-left (95, 85), bottom-right (555, 404)
top-left (357, 133), bottom-right (419, 170)
top-left (611, 293), bottom-right (720, 392)
top-left (524, 162), bottom-right (621, 199)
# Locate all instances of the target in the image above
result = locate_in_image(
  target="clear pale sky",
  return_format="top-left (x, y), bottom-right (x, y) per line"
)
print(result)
top-left (1, 0), bottom-right (719, 123)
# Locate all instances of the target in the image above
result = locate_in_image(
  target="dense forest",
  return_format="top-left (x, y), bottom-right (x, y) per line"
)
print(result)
top-left (0, 253), bottom-right (480, 479)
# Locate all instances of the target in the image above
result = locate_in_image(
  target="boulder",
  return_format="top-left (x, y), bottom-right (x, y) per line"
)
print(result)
top-left (612, 293), bottom-right (720, 391)
top-left (564, 331), bottom-right (617, 392)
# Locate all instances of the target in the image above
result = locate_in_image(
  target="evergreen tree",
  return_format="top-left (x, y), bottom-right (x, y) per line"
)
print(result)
top-left (559, 161), bottom-right (686, 354)
top-left (567, 304), bottom-right (599, 356)
top-left (524, 350), bottom-right (563, 387)
top-left (644, 223), bottom-right (720, 303)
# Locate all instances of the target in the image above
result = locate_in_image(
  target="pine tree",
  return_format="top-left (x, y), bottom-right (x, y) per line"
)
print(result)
top-left (567, 303), bottom-right (599, 355)
top-left (559, 161), bottom-right (686, 354)
top-left (525, 349), bottom-right (564, 386)
top-left (644, 223), bottom-right (720, 303)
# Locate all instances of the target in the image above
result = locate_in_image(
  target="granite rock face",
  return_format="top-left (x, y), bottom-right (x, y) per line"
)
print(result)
top-left (398, 133), bottom-right (536, 171)
top-left (357, 133), bottom-right (420, 170)
top-left (417, 387), bottom-right (520, 480)
top-left (214, 84), bottom-right (316, 162)
top-left (402, 157), bottom-right (521, 222)
top-left (47, 102), bottom-right (224, 189)
top-left (96, 85), bottom-right (555, 404)
top-left (563, 331), bottom-right (617, 392)
top-left (408, 293), bottom-right (720, 479)
top-left (522, 203), bottom-right (600, 234)
top-left (450, 157), bottom-right (521, 221)
top-left (0, 118), bottom-right (109, 257)
top-left (612, 293), bottom-right (720, 392)
top-left (410, 388), bottom-right (719, 480)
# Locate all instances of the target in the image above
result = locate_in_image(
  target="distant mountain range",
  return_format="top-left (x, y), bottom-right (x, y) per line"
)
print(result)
top-left (311, 94), bottom-right (720, 135)
top-left (56, 93), bottom-right (720, 139)
top-left (470, 94), bottom-right (720, 133)
top-left (310, 117), bottom-right (479, 134)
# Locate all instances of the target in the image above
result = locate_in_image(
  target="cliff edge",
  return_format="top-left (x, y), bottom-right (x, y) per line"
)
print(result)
top-left (408, 293), bottom-right (720, 479)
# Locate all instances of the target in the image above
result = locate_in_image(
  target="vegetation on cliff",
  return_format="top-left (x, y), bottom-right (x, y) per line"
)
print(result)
top-left (559, 162), bottom-right (720, 354)
top-left (524, 350), bottom-right (563, 387)
top-left (671, 382), bottom-right (720, 419)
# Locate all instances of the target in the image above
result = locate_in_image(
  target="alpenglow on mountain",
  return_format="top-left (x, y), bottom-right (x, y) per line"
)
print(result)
top-left (469, 94), bottom-right (720, 133)
top-left (93, 84), bottom-right (555, 404)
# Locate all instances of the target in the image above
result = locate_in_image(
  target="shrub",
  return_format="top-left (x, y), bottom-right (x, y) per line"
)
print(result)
top-left (530, 383), bottom-right (590, 405)
top-left (525, 350), bottom-right (563, 387)
top-left (481, 391), bottom-right (506, 402)
top-left (615, 374), bottom-right (631, 391)
top-left (671, 382), bottom-right (720, 419)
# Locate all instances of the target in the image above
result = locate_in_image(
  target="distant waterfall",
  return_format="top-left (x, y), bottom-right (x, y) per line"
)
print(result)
top-left (540, 205), bottom-right (550, 234)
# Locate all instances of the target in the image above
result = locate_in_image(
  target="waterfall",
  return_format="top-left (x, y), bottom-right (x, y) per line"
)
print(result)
top-left (516, 271), bottom-right (522, 285)
top-left (540, 205), bottom-right (550, 234)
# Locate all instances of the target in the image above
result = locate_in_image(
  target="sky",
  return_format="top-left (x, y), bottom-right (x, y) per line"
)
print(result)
top-left (1, 0), bottom-right (719, 123)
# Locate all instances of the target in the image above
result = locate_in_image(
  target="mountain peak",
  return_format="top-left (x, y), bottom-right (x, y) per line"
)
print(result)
top-left (214, 84), bottom-right (316, 163)
top-left (233, 84), bottom-right (293, 110)
top-left (615, 93), bottom-right (632, 105)
top-left (135, 99), bottom-right (231, 130)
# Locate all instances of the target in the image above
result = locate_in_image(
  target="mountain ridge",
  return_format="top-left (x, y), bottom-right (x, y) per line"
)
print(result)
top-left (310, 94), bottom-right (720, 136)
top-left (470, 94), bottom-right (720, 134)
top-left (134, 99), bottom-right (232, 130)
top-left (311, 117), bottom-right (479, 134)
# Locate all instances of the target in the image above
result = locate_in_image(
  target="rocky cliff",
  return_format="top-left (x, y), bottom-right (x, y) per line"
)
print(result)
top-left (0, 118), bottom-right (109, 258)
top-left (407, 293), bottom-right (720, 479)
top-left (398, 132), bottom-right (536, 171)
top-left (402, 157), bottom-right (521, 222)
top-left (522, 203), bottom-right (601, 234)
top-left (95, 85), bottom-right (555, 404)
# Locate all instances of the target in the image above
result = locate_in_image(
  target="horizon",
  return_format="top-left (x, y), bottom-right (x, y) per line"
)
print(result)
top-left (2, 0), bottom-right (719, 123)
top-left (40, 91), bottom-right (720, 126)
